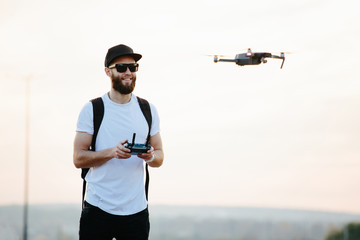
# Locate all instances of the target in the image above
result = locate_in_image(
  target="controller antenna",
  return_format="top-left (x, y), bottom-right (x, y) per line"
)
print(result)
top-left (131, 133), bottom-right (136, 146)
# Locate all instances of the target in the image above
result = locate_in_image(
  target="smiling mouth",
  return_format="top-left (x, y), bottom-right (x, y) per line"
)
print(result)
top-left (122, 79), bottom-right (132, 84)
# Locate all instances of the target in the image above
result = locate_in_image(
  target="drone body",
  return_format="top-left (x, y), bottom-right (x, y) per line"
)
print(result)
top-left (213, 48), bottom-right (286, 69)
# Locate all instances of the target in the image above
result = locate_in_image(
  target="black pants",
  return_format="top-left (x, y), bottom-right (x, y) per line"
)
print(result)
top-left (79, 202), bottom-right (150, 240)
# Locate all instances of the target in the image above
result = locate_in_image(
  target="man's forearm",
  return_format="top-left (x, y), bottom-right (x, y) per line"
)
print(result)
top-left (73, 148), bottom-right (115, 169)
top-left (148, 149), bottom-right (164, 168)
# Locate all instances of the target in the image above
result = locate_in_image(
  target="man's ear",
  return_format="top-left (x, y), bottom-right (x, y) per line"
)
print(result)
top-left (105, 68), bottom-right (112, 77)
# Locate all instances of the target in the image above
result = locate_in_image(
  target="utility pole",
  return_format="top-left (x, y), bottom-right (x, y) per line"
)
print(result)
top-left (22, 75), bottom-right (32, 240)
top-left (344, 224), bottom-right (349, 240)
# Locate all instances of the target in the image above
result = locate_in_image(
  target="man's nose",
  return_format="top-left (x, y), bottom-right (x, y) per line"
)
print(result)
top-left (124, 67), bottom-right (132, 74)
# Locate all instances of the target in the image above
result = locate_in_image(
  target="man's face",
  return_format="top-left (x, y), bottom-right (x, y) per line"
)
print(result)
top-left (108, 56), bottom-right (137, 94)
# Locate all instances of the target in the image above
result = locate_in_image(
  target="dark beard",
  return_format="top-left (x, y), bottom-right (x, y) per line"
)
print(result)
top-left (111, 75), bottom-right (136, 94)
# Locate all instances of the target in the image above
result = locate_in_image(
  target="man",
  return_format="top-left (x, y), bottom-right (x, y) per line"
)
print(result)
top-left (73, 44), bottom-right (164, 240)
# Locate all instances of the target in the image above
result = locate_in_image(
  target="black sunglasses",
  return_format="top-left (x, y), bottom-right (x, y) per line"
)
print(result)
top-left (108, 63), bottom-right (139, 73)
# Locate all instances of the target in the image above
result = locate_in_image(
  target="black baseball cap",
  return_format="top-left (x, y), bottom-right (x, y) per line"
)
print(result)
top-left (104, 44), bottom-right (142, 67)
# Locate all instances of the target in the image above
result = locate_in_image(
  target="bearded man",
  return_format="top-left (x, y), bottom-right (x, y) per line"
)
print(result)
top-left (73, 44), bottom-right (164, 240)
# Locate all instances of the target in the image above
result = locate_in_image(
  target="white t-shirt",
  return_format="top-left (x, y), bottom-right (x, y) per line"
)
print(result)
top-left (76, 93), bottom-right (160, 215)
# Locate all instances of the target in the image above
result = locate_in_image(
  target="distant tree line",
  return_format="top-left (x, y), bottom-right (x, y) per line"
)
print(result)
top-left (324, 222), bottom-right (360, 240)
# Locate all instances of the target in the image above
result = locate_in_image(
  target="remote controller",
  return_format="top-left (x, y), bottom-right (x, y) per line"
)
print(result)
top-left (124, 133), bottom-right (151, 154)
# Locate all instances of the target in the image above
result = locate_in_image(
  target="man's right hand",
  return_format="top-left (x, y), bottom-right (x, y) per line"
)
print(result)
top-left (74, 132), bottom-right (132, 168)
top-left (115, 139), bottom-right (131, 159)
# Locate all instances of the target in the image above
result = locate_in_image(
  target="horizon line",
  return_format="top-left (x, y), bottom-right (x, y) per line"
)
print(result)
top-left (1, 202), bottom-right (360, 216)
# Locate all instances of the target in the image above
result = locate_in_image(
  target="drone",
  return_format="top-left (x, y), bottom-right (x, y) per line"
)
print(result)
top-left (212, 48), bottom-right (286, 69)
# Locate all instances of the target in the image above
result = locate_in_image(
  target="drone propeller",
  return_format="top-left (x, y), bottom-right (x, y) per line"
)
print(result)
top-left (205, 54), bottom-right (228, 57)
top-left (205, 54), bottom-right (233, 63)
top-left (271, 51), bottom-right (294, 55)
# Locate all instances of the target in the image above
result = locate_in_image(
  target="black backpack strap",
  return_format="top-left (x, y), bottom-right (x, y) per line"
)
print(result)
top-left (81, 97), bottom-right (104, 208)
top-left (137, 96), bottom-right (152, 201)
top-left (89, 97), bottom-right (105, 152)
top-left (137, 97), bottom-right (152, 145)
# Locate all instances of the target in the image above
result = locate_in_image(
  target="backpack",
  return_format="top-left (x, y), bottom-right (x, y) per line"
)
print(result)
top-left (81, 96), bottom-right (152, 208)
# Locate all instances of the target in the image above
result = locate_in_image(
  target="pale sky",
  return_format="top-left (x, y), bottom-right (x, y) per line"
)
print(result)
top-left (1, 0), bottom-right (359, 214)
